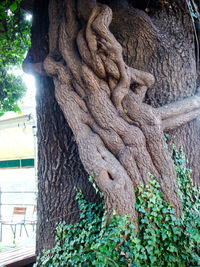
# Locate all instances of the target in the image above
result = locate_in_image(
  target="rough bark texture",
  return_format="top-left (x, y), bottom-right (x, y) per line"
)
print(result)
top-left (36, 76), bottom-right (99, 252)
top-left (25, 0), bottom-right (98, 253)
top-left (24, 0), bottom-right (200, 254)
top-left (42, 0), bottom-right (200, 228)
top-left (109, 0), bottom-right (200, 184)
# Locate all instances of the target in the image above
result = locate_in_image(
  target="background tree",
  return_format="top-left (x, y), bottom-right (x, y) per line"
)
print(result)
top-left (2, 0), bottom-right (199, 254)
top-left (0, 0), bottom-right (31, 115)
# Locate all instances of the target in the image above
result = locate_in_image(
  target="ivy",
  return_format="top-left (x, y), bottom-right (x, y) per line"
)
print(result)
top-left (37, 148), bottom-right (200, 266)
top-left (0, 0), bottom-right (31, 116)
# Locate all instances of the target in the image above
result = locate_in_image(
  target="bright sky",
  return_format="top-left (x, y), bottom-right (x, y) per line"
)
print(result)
top-left (11, 65), bottom-right (36, 108)
top-left (21, 14), bottom-right (35, 108)
top-left (22, 73), bottom-right (36, 108)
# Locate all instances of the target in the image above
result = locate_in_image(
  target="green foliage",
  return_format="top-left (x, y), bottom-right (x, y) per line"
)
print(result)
top-left (38, 150), bottom-right (200, 266)
top-left (0, 0), bottom-right (31, 116)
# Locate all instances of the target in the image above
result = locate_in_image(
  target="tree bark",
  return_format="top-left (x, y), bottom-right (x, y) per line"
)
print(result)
top-left (25, 0), bottom-right (200, 254)
top-left (109, 0), bottom-right (200, 184)
top-left (25, 0), bottom-right (99, 253)
top-left (42, 0), bottom-right (200, 228)
top-left (36, 76), bottom-right (99, 252)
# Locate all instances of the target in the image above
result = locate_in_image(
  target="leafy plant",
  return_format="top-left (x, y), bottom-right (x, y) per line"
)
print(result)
top-left (37, 148), bottom-right (200, 266)
top-left (0, 0), bottom-right (31, 116)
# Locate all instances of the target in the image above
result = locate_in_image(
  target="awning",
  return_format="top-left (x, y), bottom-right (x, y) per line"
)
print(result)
top-left (0, 114), bottom-right (35, 165)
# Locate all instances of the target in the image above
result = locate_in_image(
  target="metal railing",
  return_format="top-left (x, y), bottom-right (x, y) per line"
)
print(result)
top-left (0, 188), bottom-right (37, 219)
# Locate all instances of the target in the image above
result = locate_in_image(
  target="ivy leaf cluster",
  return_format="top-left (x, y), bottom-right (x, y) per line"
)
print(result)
top-left (37, 148), bottom-right (200, 266)
top-left (0, 0), bottom-right (31, 116)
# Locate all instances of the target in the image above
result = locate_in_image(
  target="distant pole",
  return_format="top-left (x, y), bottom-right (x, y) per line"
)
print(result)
top-left (32, 125), bottom-right (38, 191)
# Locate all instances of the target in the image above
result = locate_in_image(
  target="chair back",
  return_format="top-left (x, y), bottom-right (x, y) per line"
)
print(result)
top-left (33, 205), bottom-right (36, 214)
top-left (13, 207), bottom-right (26, 215)
top-left (12, 207), bottom-right (27, 222)
top-left (32, 205), bottom-right (37, 221)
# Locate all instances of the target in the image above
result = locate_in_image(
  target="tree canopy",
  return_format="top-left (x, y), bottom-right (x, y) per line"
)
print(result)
top-left (0, 0), bottom-right (31, 116)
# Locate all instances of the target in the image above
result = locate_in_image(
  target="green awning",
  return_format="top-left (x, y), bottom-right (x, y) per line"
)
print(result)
top-left (0, 158), bottom-right (34, 168)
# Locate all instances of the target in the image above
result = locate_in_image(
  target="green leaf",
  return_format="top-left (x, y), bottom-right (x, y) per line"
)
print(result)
top-left (10, 2), bottom-right (18, 12)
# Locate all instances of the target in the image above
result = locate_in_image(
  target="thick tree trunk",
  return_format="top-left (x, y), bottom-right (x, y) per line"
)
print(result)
top-left (36, 76), bottom-right (98, 252)
top-left (109, 0), bottom-right (200, 184)
top-left (42, 0), bottom-right (200, 228)
top-left (24, 0), bottom-right (200, 254)
top-left (26, 0), bottom-right (98, 253)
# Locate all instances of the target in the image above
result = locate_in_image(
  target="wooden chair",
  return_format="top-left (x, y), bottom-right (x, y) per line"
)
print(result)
top-left (0, 207), bottom-right (28, 242)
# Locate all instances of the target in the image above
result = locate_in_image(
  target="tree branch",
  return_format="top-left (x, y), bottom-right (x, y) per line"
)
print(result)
top-left (159, 95), bottom-right (200, 131)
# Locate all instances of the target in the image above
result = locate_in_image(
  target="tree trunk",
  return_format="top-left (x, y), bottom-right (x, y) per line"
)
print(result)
top-left (36, 76), bottom-right (99, 252)
top-left (26, 0), bottom-right (99, 253)
top-left (25, 0), bottom-right (200, 254)
top-left (109, 0), bottom-right (200, 185)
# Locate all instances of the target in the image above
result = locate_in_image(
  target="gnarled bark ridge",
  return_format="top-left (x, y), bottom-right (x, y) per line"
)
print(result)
top-left (42, 0), bottom-right (200, 227)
